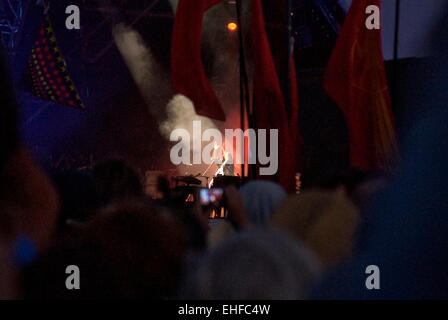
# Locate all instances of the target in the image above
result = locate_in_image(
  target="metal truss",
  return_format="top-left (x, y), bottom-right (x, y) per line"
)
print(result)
top-left (83, 0), bottom-right (161, 63)
top-left (0, 0), bottom-right (25, 50)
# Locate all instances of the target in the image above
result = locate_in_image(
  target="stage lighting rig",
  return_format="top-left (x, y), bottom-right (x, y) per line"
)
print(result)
top-left (227, 22), bottom-right (238, 31)
top-left (0, 0), bottom-right (25, 51)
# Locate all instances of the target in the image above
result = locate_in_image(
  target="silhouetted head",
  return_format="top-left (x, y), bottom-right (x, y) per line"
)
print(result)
top-left (181, 228), bottom-right (321, 299)
top-left (93, 160), bottom-right (143, 205)
top-left (24, 200), bottom-right (189, 299)
top-left (51, 169), bottom-right (102, 231)
top-left (239, 180), bottom-right (287, 225)
top-left (272, 190), bottom-right (360, 268)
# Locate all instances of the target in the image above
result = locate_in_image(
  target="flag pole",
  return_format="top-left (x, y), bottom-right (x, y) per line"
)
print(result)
top-left (236, 0), bottom-right (252, 180)
top-left (392, 0), bottom-right (401, 110)
top-left (284, 0), bottom-right (293, 118)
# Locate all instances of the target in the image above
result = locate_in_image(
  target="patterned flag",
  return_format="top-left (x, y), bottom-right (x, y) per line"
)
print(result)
top-left (27, 15), bottom-right (84, 109)
top-left (323, 0), bottom-right (399, 172)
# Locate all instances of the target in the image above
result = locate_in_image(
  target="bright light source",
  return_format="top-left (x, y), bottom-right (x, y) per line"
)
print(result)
top-left (227, 22), bottom-right (238, 32)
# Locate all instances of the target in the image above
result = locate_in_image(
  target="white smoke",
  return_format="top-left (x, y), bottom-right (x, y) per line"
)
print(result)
top-left (161, 94), bottom-right (218, 170)
top-left (161, 95), bottom-right (216, 139)
top-left (113, 22), bottom-right (221, 175)
top-left (112, 2), bottom-right (252, 176)
top-left (112, 23), bottom-right (171, 120)
top-left (168, 0), bottom-right (179, 13)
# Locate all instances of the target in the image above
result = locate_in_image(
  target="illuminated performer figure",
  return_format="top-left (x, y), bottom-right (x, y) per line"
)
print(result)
top-left (212, 141), bottom-right (234, 177)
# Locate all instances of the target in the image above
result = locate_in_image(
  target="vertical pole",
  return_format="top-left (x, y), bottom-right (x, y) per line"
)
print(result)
top-left (284, 0), bottom-right (293, 118)
top-left (236, 0), bottom-right (252, 179)
top-left (392, 0), bottom-right (401, 110)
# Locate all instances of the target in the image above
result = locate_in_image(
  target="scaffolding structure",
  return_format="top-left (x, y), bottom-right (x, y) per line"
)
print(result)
top-left (0, 0), bottom-right (25, 52)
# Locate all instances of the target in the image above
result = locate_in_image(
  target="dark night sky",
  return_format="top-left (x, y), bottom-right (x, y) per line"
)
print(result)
top-left (340, 0), bottom-right (446, 60)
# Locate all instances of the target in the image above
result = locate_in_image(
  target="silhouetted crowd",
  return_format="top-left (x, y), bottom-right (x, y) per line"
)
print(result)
top-left (2, 26), bottom-right (448, 299)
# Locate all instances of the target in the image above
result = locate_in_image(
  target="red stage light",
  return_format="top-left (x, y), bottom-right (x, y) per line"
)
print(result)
top-left (227, 22), bottom-right (238, 31)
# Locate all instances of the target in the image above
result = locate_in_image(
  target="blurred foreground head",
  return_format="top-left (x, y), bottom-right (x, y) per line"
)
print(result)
top-left (181, 228), bottom-right (321, 300)
top-left (0, 49), bottom-right (59, 252)
top-left (52, 170), bottom-right (102, 232)
top-left (24, 200), bottom-right (189, 299)
top-left (93, 160), bottom-right (143, 205)
top-left (239, 181), bottom-right (287, 225)
top-left (0, 46), bottom-right (17, 298)
top-left (271, 190), bottom-right (360, 268)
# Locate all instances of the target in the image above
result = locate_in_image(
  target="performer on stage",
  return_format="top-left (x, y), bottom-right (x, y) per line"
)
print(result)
top-left (212, 141), bottom-right (234, 177)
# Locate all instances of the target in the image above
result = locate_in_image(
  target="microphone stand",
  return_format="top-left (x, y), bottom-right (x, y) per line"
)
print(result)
top-left (200, 159), bottom-right (216, 188)
top-left (201, 159), bottom-right (215, 177)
